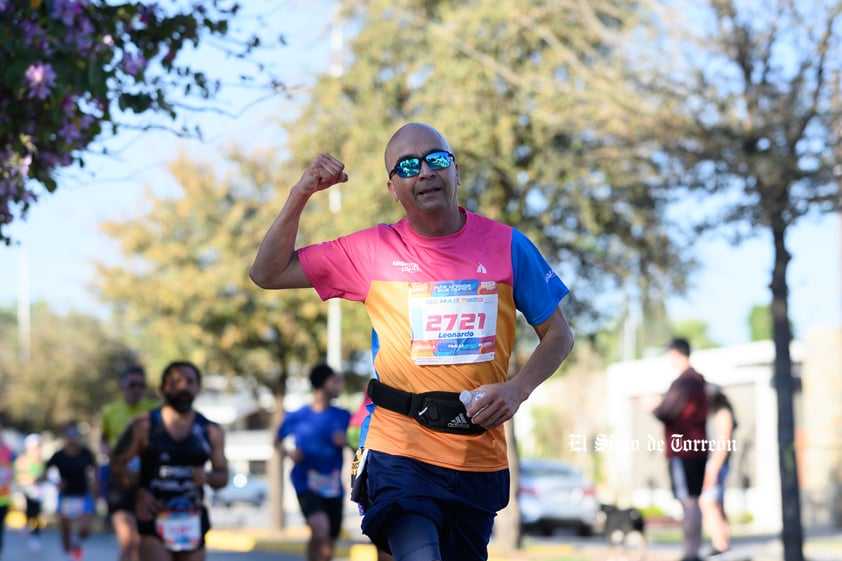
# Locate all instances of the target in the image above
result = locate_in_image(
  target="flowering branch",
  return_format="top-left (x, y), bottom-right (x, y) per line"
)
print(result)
top-left (0, 0), bottom-right (280, 244)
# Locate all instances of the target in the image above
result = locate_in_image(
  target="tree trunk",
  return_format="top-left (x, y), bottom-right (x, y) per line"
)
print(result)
top-left (269, 350), bottom-right (290, 530)
top-left (770, 223), bottom-right (804, 561)
top-left (492, 420), bottom-right (522, 551)
top-left (269, 394), bottom-right (286, 529)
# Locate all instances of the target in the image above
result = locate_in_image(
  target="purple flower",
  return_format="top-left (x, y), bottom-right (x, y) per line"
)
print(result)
top-left (67, 16), bottom-right (95, 52)
top-left (21, 21), bottom-right (52, 52)
top-left (122, 51), bottom-right (148, 76)
top-left (25, 63), bottom-right (57, 100)
top-left (51, 0), bottom-right (89, 26)
top-left (60, 96), bottom-right (77, 118)
top-left (39, 152), bottom-right (59, 168)
top-left (22, 21), bottom-right (40, 45)
top-left (0, 204), bottom-right (12, 225)
top-left (59, 121), bottom-right (83, 144)
top-left (18, 154), bottom-right (32, 178)
top-left (78, 114), bottom-right (94, 130)
top-left (18, 186), bottom-right (38, 204)
top-left (139, 3), bottom-right (159, 25)
top-left (39, 151), bottom-right (72, 168)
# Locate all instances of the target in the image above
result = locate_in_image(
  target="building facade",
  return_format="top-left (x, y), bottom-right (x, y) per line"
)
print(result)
top-left (534, 327), bottom-right (841, 532)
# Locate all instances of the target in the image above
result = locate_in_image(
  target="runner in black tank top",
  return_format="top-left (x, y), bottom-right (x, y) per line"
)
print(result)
top-left (110, 361), bottom-right (229, 561)
top-left (136, 408), bottom-right (213, 550)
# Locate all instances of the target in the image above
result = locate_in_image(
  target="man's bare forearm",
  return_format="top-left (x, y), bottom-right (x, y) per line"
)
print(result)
top-left (110, 423), bottom-right (140, 487)
top-left (467, 307), bottom-right (573, 430)
top-left (250, 154), bottom-right (349, 289)
top-left (249, 188), bottom-right (311, 288)
top-left (509, 307), bottom-right (574, 401)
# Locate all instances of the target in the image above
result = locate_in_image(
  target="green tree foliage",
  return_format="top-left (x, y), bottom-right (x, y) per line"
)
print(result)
top-left (0, 0), bottom-right (282, 245)
top-left (527, 405), bottom-right (573, 460)
top-left (628, 2), bottom-right (842, 558)
top-left (747, 303), bottom-right (793, 342)
top-left (280, 0), bottom-right (691, 337)
top-left (748, 303), bottom-right (772, 342)
top-left (103, 0), bottom-right (690, 383)
top-left (94, 147), bottom-right (372, 529)
top-left (747, 303), bottom-right (771, 342)
top-left (671, 318), bottom-right (717, 350)
top-left (0, 303), bottom-right (137, 432)
top-left (95, 150), bottom-right (327, 391)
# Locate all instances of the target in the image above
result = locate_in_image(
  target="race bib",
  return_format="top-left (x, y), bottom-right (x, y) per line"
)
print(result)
top-left (61, 496), bottom-right (87, 519)
top-left (306, 469), bottom-right (342, 498)
top-left (156, 510), bottom-right (202, 552)
top-left (408, 280), bottom-right (498, 365)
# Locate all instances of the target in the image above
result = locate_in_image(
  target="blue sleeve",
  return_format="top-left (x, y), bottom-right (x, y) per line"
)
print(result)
top-left (511, 229), bottom-right (569, 325)
top-left (276, 410), bottom-right (296, 442)
top-left (326, 407), bottom-right (352, 433)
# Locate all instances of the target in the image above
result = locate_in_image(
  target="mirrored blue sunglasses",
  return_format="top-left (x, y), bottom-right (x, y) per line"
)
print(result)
top-left (389, 150), bottom-right (454, 179)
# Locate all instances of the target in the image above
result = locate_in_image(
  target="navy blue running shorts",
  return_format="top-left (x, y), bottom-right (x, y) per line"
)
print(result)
top-left (669, 456), bottom-right (707, 499)
top-left (297, 492), bottom-right (345, 539)
top-left (361, 450), bottom-right (509, 560)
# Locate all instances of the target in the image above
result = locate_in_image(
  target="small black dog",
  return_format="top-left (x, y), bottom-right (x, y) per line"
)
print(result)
top-left (601, 504), bottom-right (647, 557)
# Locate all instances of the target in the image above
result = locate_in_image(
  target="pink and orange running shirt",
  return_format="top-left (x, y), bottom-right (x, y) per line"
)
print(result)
top-left (299, 208), bottom-right (569, 472)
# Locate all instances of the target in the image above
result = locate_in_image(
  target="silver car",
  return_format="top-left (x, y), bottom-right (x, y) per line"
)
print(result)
top-left (210, 473), bottom-right (268, 508)
top-left (518, 459), bottom-right (601, 536)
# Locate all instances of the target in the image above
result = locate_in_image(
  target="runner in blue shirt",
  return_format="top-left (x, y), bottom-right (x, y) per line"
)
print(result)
top-left (276, 364), bottom-right (351, 561)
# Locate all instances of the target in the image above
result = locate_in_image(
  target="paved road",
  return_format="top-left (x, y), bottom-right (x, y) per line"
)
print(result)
top-left (1, 526), bottom-right (306, 561)
top-left (5, 504), bottom-right (841, 561)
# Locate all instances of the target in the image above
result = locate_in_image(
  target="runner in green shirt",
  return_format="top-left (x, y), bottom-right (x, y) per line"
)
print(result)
top-left (100, 365), bottom-right (160, 561)
top-left (14, 433), bottom-right (46, 552)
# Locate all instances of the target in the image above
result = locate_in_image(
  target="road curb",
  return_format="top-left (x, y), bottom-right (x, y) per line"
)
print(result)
top-left (206, 527), bottom-right (361, 557)
top-left (6, 510), bottom-right (26, 529)
top-left (207, 526), bottom-right (583, 560)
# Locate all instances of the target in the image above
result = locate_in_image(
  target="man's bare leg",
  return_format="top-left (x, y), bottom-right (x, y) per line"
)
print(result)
top-left (112, 510), bottom-right (141, 561)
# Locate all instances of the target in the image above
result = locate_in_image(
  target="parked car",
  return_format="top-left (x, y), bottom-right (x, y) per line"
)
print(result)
top-left (518, 459), bottom-right (601, 536)
top-left (210, 473), bottom-right (268, 508)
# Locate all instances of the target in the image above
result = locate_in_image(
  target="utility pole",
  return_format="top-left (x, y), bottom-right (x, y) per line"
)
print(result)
top-left (326, 6), bottom-right (344, 372)
top-left (17, 246), bottom-right (31, 363)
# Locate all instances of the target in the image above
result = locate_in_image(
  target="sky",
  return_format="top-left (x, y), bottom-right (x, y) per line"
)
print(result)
top-left (0, 2), bottom-right (840, 349)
